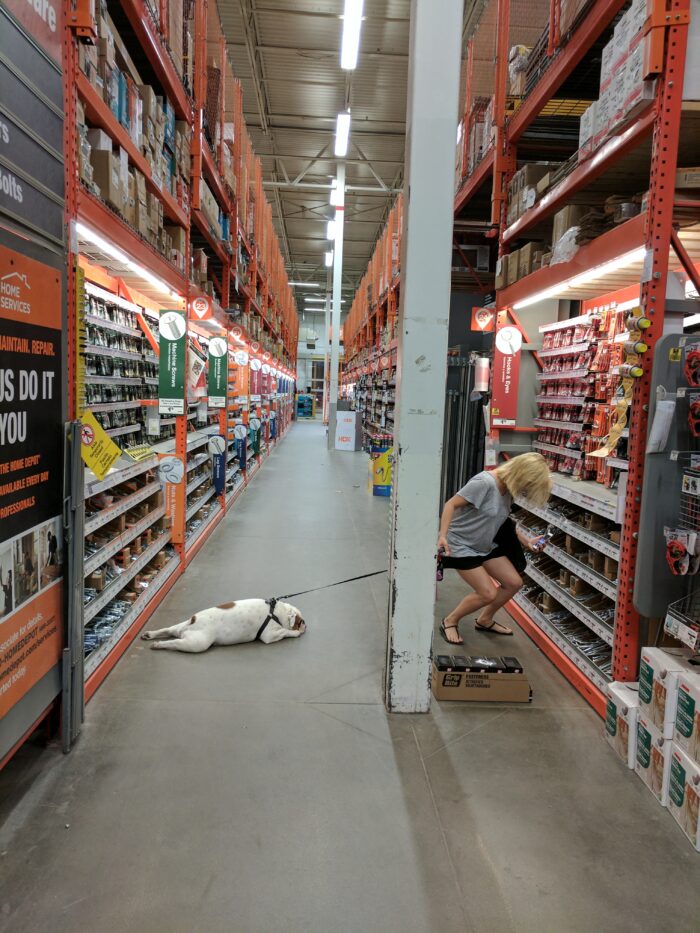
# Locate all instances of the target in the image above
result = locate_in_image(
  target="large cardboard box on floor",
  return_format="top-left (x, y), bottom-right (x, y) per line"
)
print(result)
top-left (668, 744), bottom-right (700, 851)
top-left (674, 671), bottom-right (700, 764)
top-left (431, 663), bottom-right (531, 704)
top-left (639, 646), bottom-right (696, 738)
top-left (605, 681), bottom-right (640, 769)
top-left (635, 714), bottom-right (672, 806)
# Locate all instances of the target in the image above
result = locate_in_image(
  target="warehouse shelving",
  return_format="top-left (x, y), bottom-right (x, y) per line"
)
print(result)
top-left (62, 0), bottom-right (298, 707)
top-left (343, 0), bottom-right (699, 716)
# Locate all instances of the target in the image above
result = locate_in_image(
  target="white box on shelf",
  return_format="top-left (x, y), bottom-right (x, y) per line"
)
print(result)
top-left (578, 101), bottom-right (597, 160)
top-left (674, 671), bottom-right (700, 765)
top-left (639, 647), bottom-right (696, 738)
top-left (605, 682), bottom-right (640, 769)
top-left (635, 715), bottom-right (672, 806)
top-left (668, 744), bottom-right (700, 850)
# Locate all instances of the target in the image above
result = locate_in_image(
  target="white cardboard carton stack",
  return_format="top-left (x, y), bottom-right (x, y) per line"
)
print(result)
top-left (605, 682), bottom-right (639, 769)
top-left (606, 647), bottom-right (700, 851)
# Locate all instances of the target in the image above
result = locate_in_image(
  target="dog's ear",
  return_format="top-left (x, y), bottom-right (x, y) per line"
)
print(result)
top-left (294, 613), bottom-right (304, 630)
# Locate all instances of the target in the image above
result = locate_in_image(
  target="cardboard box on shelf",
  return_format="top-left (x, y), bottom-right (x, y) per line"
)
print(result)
top-left (603, 556), bottom-right (617, 581)
top-left (674, 672), bottom-right (700, 764)
top-left (139, 85), bottom-right (158, 125)
top-left (506, 248), bottom-right (520, 286)
top-left (552, 204), bottom-right (588, 247)
top-left (494, 255), bottom-right (507, 290)
top-left (431, 663), bottom-right (531, 703)
top-left (635, 714), bottom-right (672, 805)
top-left (676, 167), bottom-right (700, 189)
top-left (86, 128), bottom-right (113, 153)
top-left (90, 150), bottom-right (124, 212)
top-left (639, 647), bottom-right (697, 737)
top-left (623, 39), bottom-right (657, 121)
top-left (518, 242), bottom-right (545, 279)
top-left (578, 101), bottom-right (598, 160)
top-left (668, 744), bottom-right (700, 850)
top-left (605, 681), bottom-right (640, 769)
top-left (166, 224), bottom-right (187, 255)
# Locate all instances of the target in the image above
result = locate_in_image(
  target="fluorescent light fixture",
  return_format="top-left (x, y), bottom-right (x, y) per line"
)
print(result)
top-left (325, 250), bottom-right (334, 267)
top-left (566, 247), bottom-right (646, 288)
top-left (76, 222), bottom-right (130, 266)
top-left (330, 187), bottom-right (342, 207)
top-left (512, 247), bottom-right (647, 310)
top-left (76, 222), bottom-right (182, 301)
top-left (335, 111), bottom-right (351, 157)
top-left (513, 283), bottom-right (569, 311)
top-left (288, 281), bottom-right (320, 288)
top-left (341, 0), bottom-right (364, 69)
top-left (305, 296), bottom-right (345, 304)
top-left (327, 220), bottom-right (337, 240)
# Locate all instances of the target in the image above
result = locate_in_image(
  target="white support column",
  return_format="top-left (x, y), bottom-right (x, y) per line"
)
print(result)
top-left (386, 0), bottom-right (462, 712)
top-left (327, 163), bottom-right (345, 447)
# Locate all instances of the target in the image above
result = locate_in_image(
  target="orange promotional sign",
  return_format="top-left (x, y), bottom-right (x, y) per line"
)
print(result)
top-left (190, 295), bottom-right (213, 320)
top-left (0, 244), bottom-right (64, 719)
top-left (471, 307), bottom-right (496, 332)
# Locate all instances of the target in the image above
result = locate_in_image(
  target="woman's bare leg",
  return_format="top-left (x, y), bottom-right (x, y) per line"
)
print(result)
top-left (473, 555), bottom-right (523, 635)
top-left (441, 566), bottom-right (499, 644)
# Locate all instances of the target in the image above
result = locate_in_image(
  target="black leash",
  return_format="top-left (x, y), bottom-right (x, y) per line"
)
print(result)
top-left (274, 569), bottom-right (388, 603)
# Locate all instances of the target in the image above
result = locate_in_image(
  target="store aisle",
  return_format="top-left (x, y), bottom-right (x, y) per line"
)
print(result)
top-left (1, 423), bottom-right (699, 933)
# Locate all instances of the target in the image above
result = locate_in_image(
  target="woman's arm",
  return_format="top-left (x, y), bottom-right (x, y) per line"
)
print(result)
top-left (437, 495), bottom-right (469, 555)
top-left (515, 523), bottom-right (545, 552)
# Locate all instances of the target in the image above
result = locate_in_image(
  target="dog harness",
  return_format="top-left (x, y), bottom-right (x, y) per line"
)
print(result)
top-left (255, 598), bottom-right (282, 641)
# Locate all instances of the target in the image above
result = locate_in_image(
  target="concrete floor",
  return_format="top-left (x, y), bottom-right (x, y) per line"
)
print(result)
top-left (1, 422), bottom-right (699, 932)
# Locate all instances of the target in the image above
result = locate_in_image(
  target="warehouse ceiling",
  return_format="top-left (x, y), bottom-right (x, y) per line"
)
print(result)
top-left (218, 0), bottom-right (410, 304)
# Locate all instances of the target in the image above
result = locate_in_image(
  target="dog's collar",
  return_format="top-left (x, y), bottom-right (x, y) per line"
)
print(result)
top-left (255, 598), bottom-right (282, 641)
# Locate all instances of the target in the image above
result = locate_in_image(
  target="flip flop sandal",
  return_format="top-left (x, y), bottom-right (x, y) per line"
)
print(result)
top-left (439, 619), bottom-right (463, 645)
top-left (474, 619), bottom-right (513, 636)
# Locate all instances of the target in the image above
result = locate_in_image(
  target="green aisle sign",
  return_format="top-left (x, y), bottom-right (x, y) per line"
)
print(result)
top-left (208, 336), bottom-right (228, 408)
top-left (159, 309), bottom-right (187, 415)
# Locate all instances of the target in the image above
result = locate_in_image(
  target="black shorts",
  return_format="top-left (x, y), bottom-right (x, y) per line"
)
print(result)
top-left (443, 518), bottom-right (526, 574)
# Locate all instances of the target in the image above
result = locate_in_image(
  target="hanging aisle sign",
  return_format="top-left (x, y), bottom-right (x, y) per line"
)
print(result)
top-left (491, 323), bottom-right (522, 427)
top-left (158, 309), bottom-right (186, 415)
top-left (208, 336), bottom-right (227, 408)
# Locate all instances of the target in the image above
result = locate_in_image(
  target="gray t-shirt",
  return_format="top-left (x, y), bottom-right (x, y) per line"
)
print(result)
top-left (446, 471), bottom-right (512, 557)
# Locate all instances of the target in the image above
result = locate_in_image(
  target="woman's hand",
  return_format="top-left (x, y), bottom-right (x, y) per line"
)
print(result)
top-left (437, 533), bottom-right (451, 556)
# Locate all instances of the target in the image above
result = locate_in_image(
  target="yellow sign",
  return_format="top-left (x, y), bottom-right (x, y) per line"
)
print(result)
top-left (669, 347), bottom-right (682, 362)
top-left (79, 410), bottom-right (122, 479)
top-left (373, 448), bottom-right (393, 487)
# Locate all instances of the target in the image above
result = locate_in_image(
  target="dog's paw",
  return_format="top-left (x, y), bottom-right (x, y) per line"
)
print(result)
top-left (150, 641), bottom-right (164, 649)
top-left (298, 622), bottom-right (306, 634)
top-left (141, 632), bottom-right (152, 640)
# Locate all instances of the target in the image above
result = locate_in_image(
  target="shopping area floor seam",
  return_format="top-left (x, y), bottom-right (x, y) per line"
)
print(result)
top-left (408, 723), bottom-right (475, 933)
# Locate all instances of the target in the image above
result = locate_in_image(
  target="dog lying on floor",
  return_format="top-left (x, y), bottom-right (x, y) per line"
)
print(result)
top-left (141, 598), bottom-right (306, 652)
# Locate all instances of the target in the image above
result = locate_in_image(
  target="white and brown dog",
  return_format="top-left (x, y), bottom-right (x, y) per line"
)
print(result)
top-left (141, 598), bottom-right (306, 653)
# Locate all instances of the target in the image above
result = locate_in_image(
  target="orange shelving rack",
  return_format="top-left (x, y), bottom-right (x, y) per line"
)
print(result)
top-left (345, 0), bottom-right (700, 716)
top-left (0, 0), bottom-right (300, 746)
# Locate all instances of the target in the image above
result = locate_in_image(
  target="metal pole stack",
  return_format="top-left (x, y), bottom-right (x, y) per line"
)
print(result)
top-left (440, 353), bottom-right (486, 505)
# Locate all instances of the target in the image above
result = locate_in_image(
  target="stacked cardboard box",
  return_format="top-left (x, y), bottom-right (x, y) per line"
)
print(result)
top-left (580, 0), bottom-right (656, 160)
top-left (506, 163), bottom-right (559, 226)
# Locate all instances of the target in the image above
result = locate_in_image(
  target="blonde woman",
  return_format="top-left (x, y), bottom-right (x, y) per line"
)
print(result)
top-left (436, 452), bottom-right (552, 642)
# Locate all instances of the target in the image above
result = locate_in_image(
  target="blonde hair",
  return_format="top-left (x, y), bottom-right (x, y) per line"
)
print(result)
top-left (494, 452), bottom-right (552, 506)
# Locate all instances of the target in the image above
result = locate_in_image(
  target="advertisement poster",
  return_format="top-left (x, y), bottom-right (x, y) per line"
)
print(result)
top-left (0, 245), bottom-right (63, 717)
top-left (491, 324), bottom-right (522, 427)
top-left (3, 0), bottom-right (63, 66)
top-left (158, 309), bottom-right (186, 415)
top-left (207, 336), bottom-right (227, 408)
top-left (471, 307), bottom-right (495, 333)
